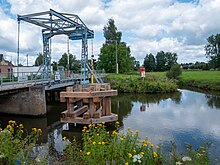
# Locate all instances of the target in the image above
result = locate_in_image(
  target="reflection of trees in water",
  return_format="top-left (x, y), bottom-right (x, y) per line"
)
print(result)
top-left (206, 95), bottom-right (220, 109)
top-left (111, 91), bottom-right (182, 127)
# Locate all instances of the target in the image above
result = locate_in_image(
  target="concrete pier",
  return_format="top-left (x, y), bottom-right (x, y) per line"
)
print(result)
top-left (0, 86), bottom-right (46, 116)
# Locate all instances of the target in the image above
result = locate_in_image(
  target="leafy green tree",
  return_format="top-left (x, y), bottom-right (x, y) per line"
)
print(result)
top-left (143, 53), bottom-right (156, 71)
top-left (58, 53), bottom-right (80, 71)
top-left (156, 51), bottom-right (167, 71)
top-left (165, 52), bottom-right (177, 70)
top-left (104, 18), bottom-right (122, 44)
top-left (34, 53), bottom-right (43, 66)
top-left (98, 19), bottom-right (133, 73)
top-left (52, 61), bottom-right (58, 71)
top-left (205, 34), bottom-right (220, 69)
top-left (166, 64), bottom-right (182, 79)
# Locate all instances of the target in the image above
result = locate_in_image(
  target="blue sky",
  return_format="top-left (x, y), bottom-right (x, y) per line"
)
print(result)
top-left (0, 0), bottom-right (219, 66)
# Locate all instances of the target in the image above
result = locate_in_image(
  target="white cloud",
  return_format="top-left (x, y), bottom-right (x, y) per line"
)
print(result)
top-left (1, 0), bottom-right (220, 66)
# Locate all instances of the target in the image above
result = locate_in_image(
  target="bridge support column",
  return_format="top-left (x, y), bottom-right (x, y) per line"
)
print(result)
top-left (0, 86), bottom-right (46, 116)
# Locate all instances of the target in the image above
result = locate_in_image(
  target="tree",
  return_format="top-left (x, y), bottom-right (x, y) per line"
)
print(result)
top-left (98, 19), bottom-right (133, 73)
top-left (58, 53), bottom-right (80, 71)
top-left (52, 61), bottom-right (58, 71)
top-left (143, 53), bottom-right (156, 71)
top-left (156, 51), bottom-right (167, 71)
top-left (205, 34), bottom-right (220, 69)
top-left (166, 64), bottom-right (182, 79)
top-left (104, 18), bottom-right (122, 44)
top-left (165, 52), bottom-right (177, 70)
top-left (34, 53), bottom-right (43, 66)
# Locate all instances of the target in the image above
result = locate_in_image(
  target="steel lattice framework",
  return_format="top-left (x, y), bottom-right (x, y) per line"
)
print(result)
top-left (18, 9), bottom-right (101, 83)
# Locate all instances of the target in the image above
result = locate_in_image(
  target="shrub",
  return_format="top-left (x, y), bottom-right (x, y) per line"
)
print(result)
top-left (0, 120), bottom-right (43, 164)
top-left (166, 64), bottom-right (182, 79)
top-left (63, 122), bottom-right (210, 165)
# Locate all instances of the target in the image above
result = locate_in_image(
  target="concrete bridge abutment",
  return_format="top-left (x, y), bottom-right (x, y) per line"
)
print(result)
top-left (0, 86), bottom-right (46, 116)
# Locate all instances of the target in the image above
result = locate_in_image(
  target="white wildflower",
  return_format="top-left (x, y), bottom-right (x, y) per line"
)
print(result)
top-left (0, 152), bottom-right (5, 159)
top-left (182, 156), bottom-right (192, 161)
top-left (132, 154), bottom-right (143, 163)
top-left (176, 161), bottom-right (183, 165)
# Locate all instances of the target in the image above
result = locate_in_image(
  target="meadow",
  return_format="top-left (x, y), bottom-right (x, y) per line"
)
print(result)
top-left (147, 70), bottom-right (220, 91)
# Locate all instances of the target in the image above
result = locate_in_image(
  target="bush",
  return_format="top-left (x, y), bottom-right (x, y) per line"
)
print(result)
top-left (63, 122), bottom-right (210, 165)
top-left (166, 64), bottom-right (182, 79)
top-left (0, 120), bottom-right (43, 164)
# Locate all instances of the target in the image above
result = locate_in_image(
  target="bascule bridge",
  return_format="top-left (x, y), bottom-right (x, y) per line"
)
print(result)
top-left (0, 9), bottom-right (118, 124)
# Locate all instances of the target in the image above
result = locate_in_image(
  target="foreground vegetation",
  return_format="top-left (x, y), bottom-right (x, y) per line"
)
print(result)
top-left (0, 121), bottom-right (211, 164)
top-left (107, 73), bottom-right (178, 93)
top-left (148, 70), bottom-right (220, 91)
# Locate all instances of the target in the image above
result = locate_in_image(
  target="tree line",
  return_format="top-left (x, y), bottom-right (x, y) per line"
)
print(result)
top-left (143, 51), bottom-right (177, 72)
top-left (33, 19), bottom-right (220, 73)
top-left (34, 52), bottom-right (80, 71)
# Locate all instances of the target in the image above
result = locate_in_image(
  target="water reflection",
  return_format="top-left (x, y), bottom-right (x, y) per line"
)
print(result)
top-left (206, 94), bottom-right (220, 109)
top-left (0, 89), bottom-right (220, 164)
top-left (112, 90), bottom-right (220, 164)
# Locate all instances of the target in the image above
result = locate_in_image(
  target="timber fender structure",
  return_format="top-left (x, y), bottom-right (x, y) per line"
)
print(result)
top-left (60, 83), bottom-right (118, 124)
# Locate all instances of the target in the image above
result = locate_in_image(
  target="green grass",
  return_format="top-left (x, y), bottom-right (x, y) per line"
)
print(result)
top-left (180, 70), bottom-right (220, 83)
top-left (106, 73), bottom-right (178, 93)
top-left (147, 70), bottom-right (220, 91)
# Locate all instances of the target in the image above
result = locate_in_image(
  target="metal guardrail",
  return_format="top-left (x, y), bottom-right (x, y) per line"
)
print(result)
top-left (0, 70), bottom-right (106, 87)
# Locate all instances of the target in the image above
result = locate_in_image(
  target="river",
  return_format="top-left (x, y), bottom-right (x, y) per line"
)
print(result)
top-left (0, 89), bottom-right (220, 164)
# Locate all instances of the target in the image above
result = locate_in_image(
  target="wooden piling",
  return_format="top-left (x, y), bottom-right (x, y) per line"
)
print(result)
top-left (60, 83), bottom-right (118, 124)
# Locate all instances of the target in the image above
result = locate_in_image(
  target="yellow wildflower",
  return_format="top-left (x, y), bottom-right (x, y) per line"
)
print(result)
top-left (9, 120), bottom-right (16, 126)
top-left (88, 124), bottom-right (92, 127)
top-left (82, 129), bottom-right (85, 132)
top-left (38, 129), bottom-right (42, 134)
top-left (97, 133), bottom-right (99, 136)
top-left (83, 126), bottom-right (87, 130)
top-left (80, 150), bottom-right (82, 152)
top-left (98, 142), bottom-right (101, 145)
top-left (153, 152), bottom-right (158, 158)
top-left (125, 162), bottom-right (129, 165)
top-left (7, 125), bottom-right (14, 132)
top-left (86, 152), bottom-right (91, 156)
top-left (151, 143), bottom-right (154, 147)
top-left (92, 142), bottom-right (96, 145)
top-left (63, 137), bottom-right (67, 141)
top-left (102, 141), bottom-right (105, 145)
top-left (112, 131), bottom-right (118, 135)
top-left (156, 146), bottom-right (160, 149)
top-left (140, 152), bottom-right (145, 155)
top-left (133, 150), bottom-right (136, 153)
top-left (32, 128), bottom-right (37, 132)
top-left (120, 138), bottom-right (124, 141)
top-left (128, 153), bottom-right (132, 158)
top-left (115, 121), bottom-right (119, 125)
top-left (86, 130), bottom-right (89, 133)
top-left (19, 124), bottom-right (24, 128)
top-left (102, 122), bottom-right (105, 125)
top-left (135, 130), bottom-right (139, 133)
top-left (143, 143), bottom-right (147, 147)
top-left (107, 131), bottom-right (109, 134)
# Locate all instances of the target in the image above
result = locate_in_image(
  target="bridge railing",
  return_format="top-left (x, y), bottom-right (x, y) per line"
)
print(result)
top-left (0, 70), bottom-right (106, 86)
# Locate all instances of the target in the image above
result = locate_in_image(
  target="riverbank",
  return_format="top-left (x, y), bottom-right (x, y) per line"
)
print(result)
top-left (148, 70), bottom-right (220, 91)
top-left (106, 73), bottom-right (178, 93)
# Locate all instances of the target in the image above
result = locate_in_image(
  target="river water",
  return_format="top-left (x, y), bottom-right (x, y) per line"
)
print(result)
top-left (0, 89), bottom-right (220, 163)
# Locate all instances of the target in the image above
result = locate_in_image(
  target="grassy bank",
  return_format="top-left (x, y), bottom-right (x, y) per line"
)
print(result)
top-left (148, 70), bottom-right (220, 91)
top-left (106, 73), bottom-right (178, 93)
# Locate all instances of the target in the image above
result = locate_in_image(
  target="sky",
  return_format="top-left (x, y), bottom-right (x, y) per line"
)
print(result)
top-left (0, 0), bottom-right (220, 66)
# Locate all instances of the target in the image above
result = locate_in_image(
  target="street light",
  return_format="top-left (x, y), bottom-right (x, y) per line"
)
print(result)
top-left (115, 40), bottom-right (118, 74)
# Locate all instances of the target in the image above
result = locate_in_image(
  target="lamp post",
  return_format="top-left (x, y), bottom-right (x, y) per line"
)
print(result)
top-left (115, 40), bottom-right (118, 74)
